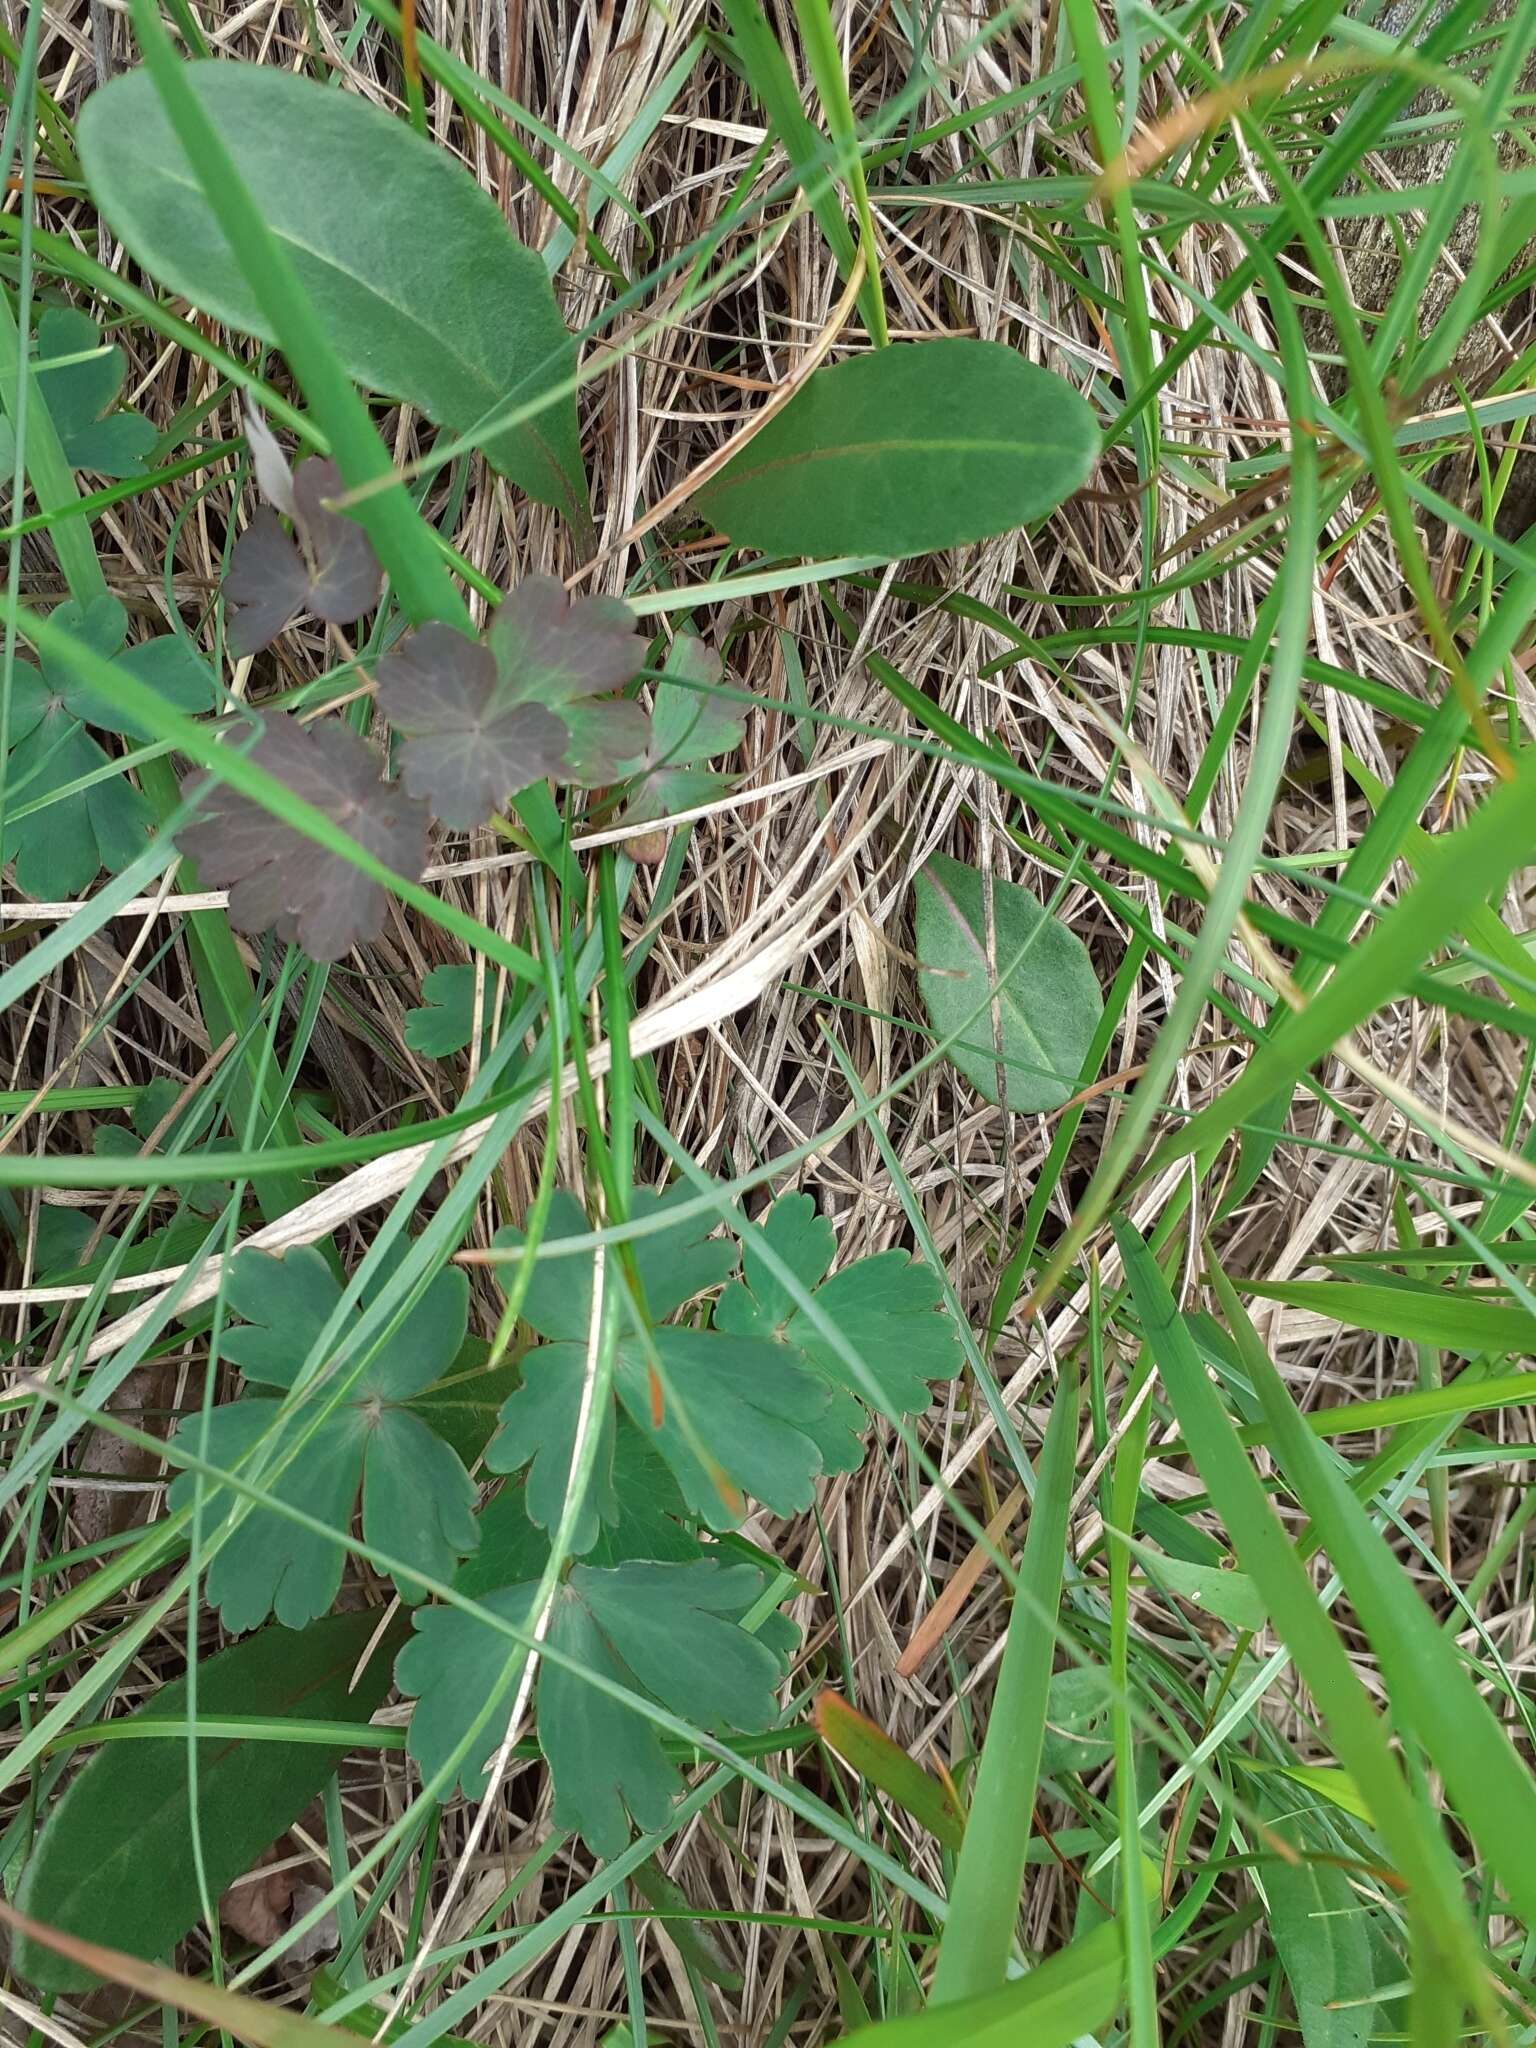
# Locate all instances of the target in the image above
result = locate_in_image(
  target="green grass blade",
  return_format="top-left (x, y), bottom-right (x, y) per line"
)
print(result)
top-left (847, 1920), bottom-right (1122, 2046)
top-left (1113, 1219), bottom-right (1493, 2025)
top-left (1209, 1251), bottom-right (1536, 1934)
top-left (1153, 748), bottom-right (1536, 1172)
top-left (1109, 1351), bottom-right (1158, 2046)
top-left (786, 0), bottom-right (887, 345)
top-left (929, 1358), bottom-right (1081, 2004)
top-left (715, 0), bottom-right (885, 343)
top-left (1243, 1277), bottom-right (1536, 1354)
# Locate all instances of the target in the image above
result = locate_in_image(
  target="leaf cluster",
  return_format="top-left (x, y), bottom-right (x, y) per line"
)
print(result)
top-left (393, 1186), bottom-right (965, 1850)
top-left (171, 431), bottom-right (742, 958)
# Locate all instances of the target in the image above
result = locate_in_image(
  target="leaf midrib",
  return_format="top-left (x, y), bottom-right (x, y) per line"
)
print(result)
top-left (706, 435), bottom-right (1082, 496)
top-left (919, 865), bottom-right (1057, 1077)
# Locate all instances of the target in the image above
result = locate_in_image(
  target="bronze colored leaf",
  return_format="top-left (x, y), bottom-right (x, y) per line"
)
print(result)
top-left (226, 456), bottom-right (381, 656)
top-left (179, 713), bottom-right (427, 961)
top-left (376, 576), bottom-right (647, 826)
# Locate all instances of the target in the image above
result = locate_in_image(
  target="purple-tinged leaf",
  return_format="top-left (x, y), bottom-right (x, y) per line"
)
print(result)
top-left (292, 459), bottom-right (383, 624)
top-left (225, 457), bottom-right (381, 656)
top-left (225, 509), bottom-right (314, 656)
top-left (178, 712), bottom-right (427, 961)
top-left (376, 576), bottom-right (647, 825)
top-left (374, 623), bottom-right (569, 830)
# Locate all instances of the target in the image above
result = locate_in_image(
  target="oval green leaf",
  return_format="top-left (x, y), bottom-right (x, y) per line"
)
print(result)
top-left (13, 1610), bottom-right (400, 1992)
top-left (913, 850), bottom-right (1103, 1113)
top-left (693, 339), bottom-right (1097, 559)
top-left (77, 62), bottom-right (588, 535)
top-left (1261, 1806), bottom-right (1382, 2048)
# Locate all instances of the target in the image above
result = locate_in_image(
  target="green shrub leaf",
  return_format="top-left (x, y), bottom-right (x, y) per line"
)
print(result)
top-left (1117, 1534), bottom-right (1268, 1633)
top-left (12, 1611), bottom-right (400, 1992)
top-left (1261, 1804), bottom-right (1381, 2048)
top-left (1039, 1667), bottom-right (1116, 1776)
top-left (77, 62), bottom-right (590, 532)
top-left (913, 850), bottom-right (1102, 1112)
top-left (692, 339), bottom-right (1097, 559)
top-left (170, 1246), bottom-right (477, 1629)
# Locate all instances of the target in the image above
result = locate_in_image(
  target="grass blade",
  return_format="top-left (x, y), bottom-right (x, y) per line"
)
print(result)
top-left (1209, 1251), bottom-right (1536, 1934)
top-left (929, 1358), bottom-right (1081, 2003)
top-left (848, 1920), bottom-right (1122, 2045)
top-left (1114, 1220), bottom-right (1494, 2027)
top-left (1153, 750), bottom-right (1536, 1172)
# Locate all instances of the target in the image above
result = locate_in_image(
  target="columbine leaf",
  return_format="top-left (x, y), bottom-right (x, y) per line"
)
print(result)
top-left (47, 593), bottom-right (130, 666)
top-left (223, 510), bottom-right (311, 656)
top-left (489, 1186), bottom-right (963, 1529)
top-left (90, 1078), bottom-right (230, 1217)
top-left (403, 963), bottom-right (501, 1058)
top-left (177, 712), bottom-right (429, 962)
top-left (405, 1338), bottom-right (519, 1466)
top-left (372, 624), bottom-right (567, 830)
top-left (397, 1559), bottom-right (788, 1853)
top-left (376, 578), bottom-right (647, 826)
top-left (225, 456), bottom-right (382, 656)
top-left (65, 635), bottom-right (217, 740)
top-left (488, 1189), bottom-right (820, 1539)
top-left (360, 1407), bottom-right (481, 1600)
top-left (494, 1186), bottom-right (739, 1345)
top-left (16, 591), bottom-right (214, 743)
top-left (632, 1325), bottom-right (828, 1524)
top-left (169, 1245), bottom-right (476, 1628)
top-left (490, 1321), bottom-right (828, 1540)
top-left (174, 1398), bottom-right (366, 1635)
top-left (614, 636), bottom-right (742, 831)
top-left (4, 712), bottom-right (147, 896)
top-left (716, 1193), bottom-right (964, 1469)
top-left (35, 306), bottom-right (157, 478)
top-left (485, 1345), bottom-right (618, 1556)
top-left (466, 1420), bottom-right (701, 1590)
top-left (2, 607), bottom-right (156, 897)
